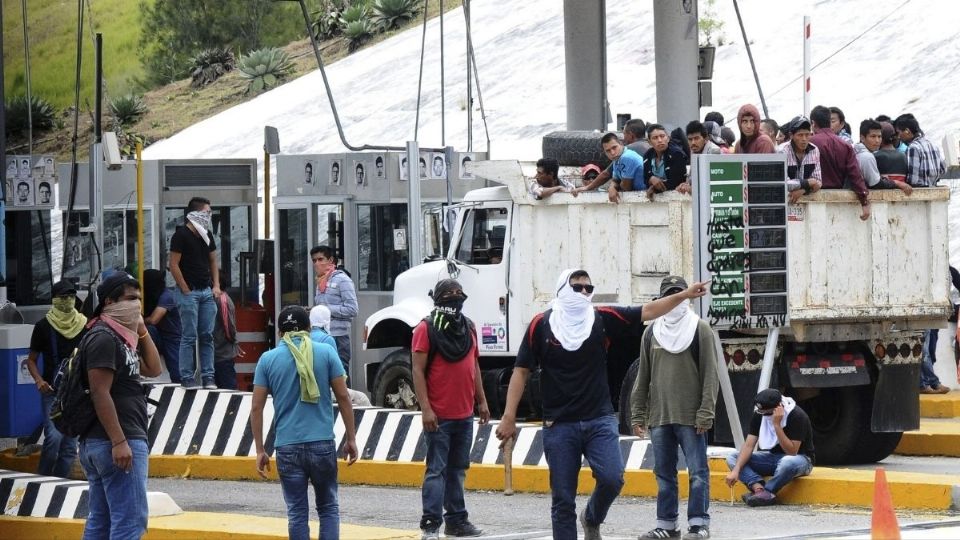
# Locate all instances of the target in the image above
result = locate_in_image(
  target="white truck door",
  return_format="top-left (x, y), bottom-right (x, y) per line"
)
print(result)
top-left (447, 204), bottom-right (511, 354)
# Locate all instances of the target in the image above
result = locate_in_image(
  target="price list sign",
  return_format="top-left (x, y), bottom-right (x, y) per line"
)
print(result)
top-left (694, 156), bottom-right (789, 330)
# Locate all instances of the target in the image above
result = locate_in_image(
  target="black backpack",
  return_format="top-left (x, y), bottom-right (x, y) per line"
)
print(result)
top-left (49, 326), bottom-right (116, 438)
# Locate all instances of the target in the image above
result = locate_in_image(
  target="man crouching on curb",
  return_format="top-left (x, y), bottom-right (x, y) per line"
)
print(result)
top-left (412, 279), bottom-right (489, 540)
top-left (724, 388), bottom-right (815, 507)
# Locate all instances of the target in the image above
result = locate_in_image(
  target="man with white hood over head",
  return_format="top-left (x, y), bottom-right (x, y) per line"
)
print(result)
top-left (724, 388), bottom-right (815, 507)
top-left (631, 276), bottom-right (719, 540)
top-left (496, 269), bottom-right (708, 540)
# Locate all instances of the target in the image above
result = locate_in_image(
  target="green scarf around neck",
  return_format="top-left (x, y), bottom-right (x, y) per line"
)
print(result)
top-left (46, 300), bottom-right (87, 339)
top-left (282, 331), bottom-right (320, 404)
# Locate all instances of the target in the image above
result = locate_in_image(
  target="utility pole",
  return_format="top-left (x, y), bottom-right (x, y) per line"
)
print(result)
top-left (653, 0), bottom-right (700, 129)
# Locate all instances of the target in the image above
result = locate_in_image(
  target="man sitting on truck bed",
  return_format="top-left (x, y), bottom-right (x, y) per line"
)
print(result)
top-left (528, 158), bottom-right (575, 200)
top-left (495, 269), bottom-right (708, 540)
top-left (576, 132), bottom-right (645, 203)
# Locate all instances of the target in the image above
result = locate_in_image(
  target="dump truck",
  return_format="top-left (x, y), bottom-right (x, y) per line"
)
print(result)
top-left (363, 158), bottom-right (951, 464)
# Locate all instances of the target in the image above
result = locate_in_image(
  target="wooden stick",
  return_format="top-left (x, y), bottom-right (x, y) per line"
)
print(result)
top-left (502, 435), bottom-right (515, 496)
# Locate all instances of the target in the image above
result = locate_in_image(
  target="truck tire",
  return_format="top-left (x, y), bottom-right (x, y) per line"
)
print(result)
top-left (803, 386), bottom-right (864, 465)
top-left (372, 349), bottom-right (419, 410)
top-left (542, 131), bottom-right (611, 168)
top-left (617, 359), bottom-right (640, 435)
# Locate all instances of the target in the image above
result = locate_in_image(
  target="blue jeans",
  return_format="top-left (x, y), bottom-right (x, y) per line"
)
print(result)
top-left (176, 288), bottom-right (216, 385)
top-left (276, 440), bottom-right (340, 540)
top-left (39, 393), bottom-right (78, 478)
top-left (725, 451), bottom-right (813, 494)
top-left (79, 438), bottom-right (149, 540)
top-left (650, 424), bottom-right (710, 529)
top-left (421, 418), bottom-right (474, 530)
top-left (333, 334), bottom-right (351, 381)
top-left (541, 415), bottom-right (624, 540)
top-left (147, 326), bottom-right (181, 384)
top-left (920, 330), bottom-right (942, 388)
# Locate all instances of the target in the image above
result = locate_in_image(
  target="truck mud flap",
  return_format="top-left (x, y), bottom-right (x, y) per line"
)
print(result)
top-left (872, 362), bottom-right (920, 432)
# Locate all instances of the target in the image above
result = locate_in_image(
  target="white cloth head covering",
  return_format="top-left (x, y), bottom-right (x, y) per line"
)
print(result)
top-left (310, 304), bottom-right (332, 331)
top-left (548, 269), bottom-right (595, 351)
top-left (652, 301), bottom-right (700, 354)
top-left (758, 396), bottom-right (797, 450)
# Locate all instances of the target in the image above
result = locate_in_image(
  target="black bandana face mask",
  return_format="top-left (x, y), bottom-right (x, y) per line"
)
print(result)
top-left (435, 298), bottom-right (465, 315)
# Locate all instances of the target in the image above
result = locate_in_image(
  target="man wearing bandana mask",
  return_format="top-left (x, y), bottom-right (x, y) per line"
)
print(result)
top-left (412, 279), bottom-right (489, 540)
top-left (79, 272), bottom-right (162, 539)
top-left (630, 276), bottom-right (719, 540)
top-left (25, 280), bottom-right (87, 477)
top-left (496, 269), bottom-right (708, 540)
top-left (169, 196), bottom-right (221, 389)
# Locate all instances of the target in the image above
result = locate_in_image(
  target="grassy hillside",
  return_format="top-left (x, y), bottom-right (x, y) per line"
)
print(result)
top-left (8, 0), bottom-right (460, 161)
top-left (3, 0), bottom-right (146, 107)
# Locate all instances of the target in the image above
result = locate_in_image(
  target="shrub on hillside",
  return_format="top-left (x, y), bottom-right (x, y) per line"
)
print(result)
top-left (4, 95), bottom-right (57, 137)
top-left (110, 95), bottom-right (149, 127)
top-left (344, 19), bottom-right (374, 51)
top-left (340, 3), bottom-right (369, 25)
top-left (238, 47), bottom-right (295, 94)
top-left (190, 47), bottom-right (237, 88)
top-left (372, 0), bottom-right (421, 31)
top-left (312, 0), bottom-right (348, 41)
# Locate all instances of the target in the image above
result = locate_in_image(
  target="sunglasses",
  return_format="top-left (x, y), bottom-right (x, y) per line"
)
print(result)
top-left (571, 284), bottom-right (595, 293)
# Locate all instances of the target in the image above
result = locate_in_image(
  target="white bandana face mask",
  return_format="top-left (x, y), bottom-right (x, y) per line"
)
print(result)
top-left (549, 269), bottom-right (596, 351)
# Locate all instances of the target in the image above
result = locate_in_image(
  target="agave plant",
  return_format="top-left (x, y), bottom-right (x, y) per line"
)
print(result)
top-left (343, 19), bottom-right (374, 51)
top-left (340, 3), bottom-right (368, 25)
top-left (311, 0), bottom-right (348, 41)
top-left (109, 95), bottom-right (148, 127)
top-left (4, 95), bottom-right (57, 137)
top-left (190, 47), bottom-right (236, 88)
top-left (372, 0), bottom-right (420, 31)
top-left (238, 47), bottom-right (295, 94)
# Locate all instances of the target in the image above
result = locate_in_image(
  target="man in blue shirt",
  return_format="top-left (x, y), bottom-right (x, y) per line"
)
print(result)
top-left (252, 306), bottom-right (358, 540)
top-left (577, 132), bottom-right (645, 203)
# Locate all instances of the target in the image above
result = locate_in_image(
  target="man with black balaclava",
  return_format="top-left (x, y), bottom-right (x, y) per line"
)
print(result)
top-left (25, 280), bottom-right (87, 477)
top-left (496, 269), bottom-right (708, 540)
top-left (412, 279), bottom-right (489, 540)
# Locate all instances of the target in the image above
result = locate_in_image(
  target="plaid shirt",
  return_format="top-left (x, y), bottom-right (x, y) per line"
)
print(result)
top-left (906, 135), bottom-right (946, 187)
top-left (781, 142), bottom-right (822, 192)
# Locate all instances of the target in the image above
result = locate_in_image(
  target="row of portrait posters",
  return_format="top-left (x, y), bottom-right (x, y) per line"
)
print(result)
top-left (5, 155), bottom-right (56, 208)
top-left (300, 152), bottom-right (475, 186)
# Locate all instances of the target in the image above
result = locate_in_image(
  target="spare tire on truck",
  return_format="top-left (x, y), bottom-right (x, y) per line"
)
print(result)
top-left (542, 131), bottom-right (612, 168)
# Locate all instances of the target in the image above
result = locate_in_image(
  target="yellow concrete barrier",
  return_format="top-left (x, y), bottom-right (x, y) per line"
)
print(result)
top-left (920, 392), bottom-right (960, 418)
top-left (896, 419), bottom-right (960, 457)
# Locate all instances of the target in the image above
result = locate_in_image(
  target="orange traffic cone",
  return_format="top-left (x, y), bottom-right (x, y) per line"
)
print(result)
top-left (871, 467), bottom-right (901, 540)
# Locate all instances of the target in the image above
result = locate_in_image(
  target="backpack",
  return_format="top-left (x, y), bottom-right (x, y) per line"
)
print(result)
top-left (49, 326), bottom-right (117, 438)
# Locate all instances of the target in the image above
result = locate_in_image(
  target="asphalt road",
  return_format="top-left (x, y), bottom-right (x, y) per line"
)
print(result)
top-left (146, 477), bottom-right (958, 539)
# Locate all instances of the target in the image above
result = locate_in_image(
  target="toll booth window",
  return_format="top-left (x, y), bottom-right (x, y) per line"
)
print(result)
top-left (422, 204), bottom-right (451, 261)
top-left (160, 205), bottom-right (251, 290)
top-left (358, 204), bottom-right (410, 291)
top-left (278, 208), bottom-right (309, 307)
top-left (316, 204), bottom-right (344, 262)
top-left (62, 208), bottom-right (153, 281)
top-left (455, 207), bottom-right (508, 265)
top-left (5, 210), bottom-right (54, 305)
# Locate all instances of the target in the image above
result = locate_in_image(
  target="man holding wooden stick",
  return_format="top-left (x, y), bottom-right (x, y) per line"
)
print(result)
top-left (496, 269), bottom-right (708, 540)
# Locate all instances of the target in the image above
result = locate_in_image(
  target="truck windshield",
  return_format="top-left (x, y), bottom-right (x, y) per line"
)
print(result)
top-left (454, 207), bottom-right (508, 265)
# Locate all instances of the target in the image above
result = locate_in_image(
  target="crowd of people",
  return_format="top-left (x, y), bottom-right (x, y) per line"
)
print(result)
top-left (529, 104), bottom-right (949, 222)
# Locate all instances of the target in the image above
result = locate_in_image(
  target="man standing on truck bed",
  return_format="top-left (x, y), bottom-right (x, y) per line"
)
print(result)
top-left (495, 269), bottom-right (708, 540)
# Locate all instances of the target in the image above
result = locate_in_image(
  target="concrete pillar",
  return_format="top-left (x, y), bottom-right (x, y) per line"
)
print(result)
top-left (654, 0), bottom-right (699, 129)
top-left (563, 0), bottom-right (607, 131)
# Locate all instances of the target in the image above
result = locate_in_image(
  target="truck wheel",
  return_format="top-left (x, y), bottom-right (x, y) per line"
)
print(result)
top-left (803, 386), bottom-right (863, 465)
top-left (372, 349), bottom-right (419, 410)
top-left (617, 359), bottom-right (640, 435)
top-left (542, 131), bottom-right (611, 168)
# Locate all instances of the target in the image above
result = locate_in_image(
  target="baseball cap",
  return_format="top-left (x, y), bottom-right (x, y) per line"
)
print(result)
top-left (659, 275), bottom-right (688, 296)
top-left (581, 163), bottom-right (602, 179)
top-left (95, 271), bottom-right (140, 315)
top-left (278, 305), bottom-right (310, 333)
top-left (786, 116), bottom-right (812, 134)
top-left (309, 305), bottom-right (331, 329)
top-left (52, 280), bottom-right (78, 297)
top-left (754, 388), bottom-right (783, 410)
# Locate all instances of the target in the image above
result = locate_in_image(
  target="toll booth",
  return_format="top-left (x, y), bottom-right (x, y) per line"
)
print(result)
top-left (274, 150), bottom-right (488, 393)
top-left (58, 158), bottom-right (259, 296)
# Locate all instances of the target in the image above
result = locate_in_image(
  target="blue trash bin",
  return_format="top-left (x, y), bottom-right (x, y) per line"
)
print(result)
top-left (0, 323), bottom-right (42, 438)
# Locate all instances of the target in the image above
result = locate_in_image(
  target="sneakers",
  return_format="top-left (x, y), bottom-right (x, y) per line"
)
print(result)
top-left (746, 488), bottom-right (777, 507)
top-left (420, 528), bottom-right (439, 540)
top-left (203, 381), bottom-right (218, 390)
top-left (682, 525), bottom-right (710, 539)
top-left (443, 520), bottom-right (483, 537)
top-left (920, 385), bottom-right (950, 394)
top-left (580, 508), bottom-right (601, 540)
top-left (640, 527), bottom-right (681, 539)
top-left (180, 379), bottom-right (198, 389)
